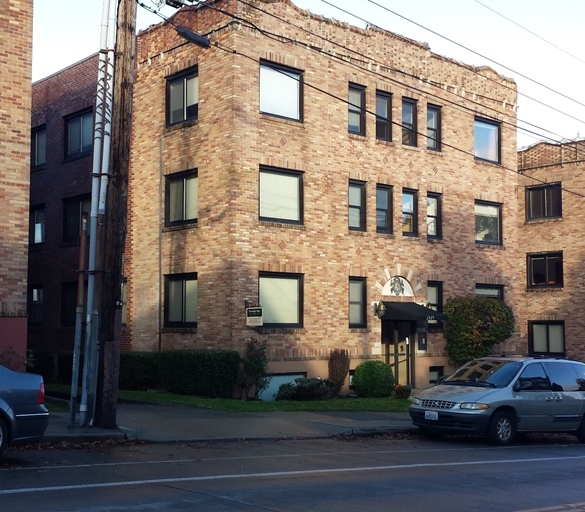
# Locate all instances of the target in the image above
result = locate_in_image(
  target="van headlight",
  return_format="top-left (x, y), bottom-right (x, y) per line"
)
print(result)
top-left (411, 397), bottom-right (421, 405)
top-left (459, 403), bottom-right (489, 410)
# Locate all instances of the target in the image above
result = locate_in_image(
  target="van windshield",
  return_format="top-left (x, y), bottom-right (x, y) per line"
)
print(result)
top-left (444, 359), bottom-right (522, 388)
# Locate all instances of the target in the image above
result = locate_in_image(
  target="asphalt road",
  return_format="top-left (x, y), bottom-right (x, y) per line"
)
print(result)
top-left (2, 434), bottom-right (585, 512)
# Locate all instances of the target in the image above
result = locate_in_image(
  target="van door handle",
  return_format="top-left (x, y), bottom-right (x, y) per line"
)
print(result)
top-left (546, 396), bottom-right (554, 402)
top-left (554, 395), bottom-right (563, 402)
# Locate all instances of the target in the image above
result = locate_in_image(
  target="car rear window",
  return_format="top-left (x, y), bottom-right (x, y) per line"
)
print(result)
top-left (445, 359), bottom-right (522, 388)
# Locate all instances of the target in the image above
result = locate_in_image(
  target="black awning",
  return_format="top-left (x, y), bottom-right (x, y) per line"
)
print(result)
top-left (381, 301), bottom-right (447, 322)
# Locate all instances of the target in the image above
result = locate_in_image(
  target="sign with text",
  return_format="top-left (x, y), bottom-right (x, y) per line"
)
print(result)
top-left (246, 307), bottom-right (263, 327)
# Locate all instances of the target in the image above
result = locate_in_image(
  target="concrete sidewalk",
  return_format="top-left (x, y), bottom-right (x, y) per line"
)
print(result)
top-left (43, 402), bottom-right (415, 444)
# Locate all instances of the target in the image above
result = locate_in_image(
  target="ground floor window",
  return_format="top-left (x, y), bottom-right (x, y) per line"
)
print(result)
top-left (528, 321), bottom-right (564, 356)
top-left (259, 272), bottom-right (303, 328)
top-left (164, 273), bottom-right (197, 328)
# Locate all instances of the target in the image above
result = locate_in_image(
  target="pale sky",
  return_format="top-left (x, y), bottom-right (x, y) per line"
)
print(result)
top-left (33, 0), bottom-right (585, 149)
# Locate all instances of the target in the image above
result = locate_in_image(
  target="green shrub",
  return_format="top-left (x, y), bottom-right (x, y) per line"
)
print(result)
top-left (394, 385), bottom-right (412, 399)
top-left (118, 352), bottom-right (161, 391)
top-left (352, 360), bottom-right (394, 397)
top-left (275, 377), bottom-right (337, 401)
top-left (240, 339), bottom-right (271, 400)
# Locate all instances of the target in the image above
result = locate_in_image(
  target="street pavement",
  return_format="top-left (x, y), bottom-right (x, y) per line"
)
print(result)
top-left (43, 401), bottom-right (416, 445)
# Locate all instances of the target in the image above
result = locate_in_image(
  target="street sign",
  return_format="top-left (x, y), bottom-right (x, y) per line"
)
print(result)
top-left (246, 307), bottom-right (263, 327)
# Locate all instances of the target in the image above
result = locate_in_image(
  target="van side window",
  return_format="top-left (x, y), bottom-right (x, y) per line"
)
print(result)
top-left (543, 362), bottom-right (580, 392)
top-left (517, 363), bottom-right (551, 391)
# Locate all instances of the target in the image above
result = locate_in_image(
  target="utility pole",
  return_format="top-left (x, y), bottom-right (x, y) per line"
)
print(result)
top-left (94, 0), bottom-right (137, 429)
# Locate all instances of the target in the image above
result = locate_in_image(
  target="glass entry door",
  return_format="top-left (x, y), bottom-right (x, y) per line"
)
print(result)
top-left (381, 320), bottom-right (413, 386)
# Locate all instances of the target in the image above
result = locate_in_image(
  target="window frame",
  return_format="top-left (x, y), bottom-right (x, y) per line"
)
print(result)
top-left (348, 83), bottom-right (366, 136)
top-left (401, 98), bottom-right (417, 147)
top-left (426, 104), bottom-right (441, 151)
top-left (376, 184), bottom-right (393, 234)
top-left (426, 192), bottom-right (442, 239)
top-left (349, 277), bottom-right (367, 328)
top-left (30, 204), bottom-right (45, 245)
top-left (474, 200), bottom-right (502, 245)
top-left (349, 180), bottom-right (367, 231)
top-left (526, 183), bottom-right (562, 221)
top-left (402, 188), bottom-right (418, 236)
top-left (527, 252), bottom-right (563, 288)
top-left (166, 68), bottom-right (199, 127)
top-left (259, 60), bottom-right (303, 122)
top-left (259, 272), bottom-right (303, 329)
top-left (528, 321), bottom-right (565, 356)
top-left (27, 285), bottom-right (43, 327)
top-left (375, 90), bottom-right (392, 141)
top-left (475, 284), bottom-right (504, 300)
top-left (259, 166), bottom-right (304, 225)
top-left (63, 195), bottom-right (90, 243)
top-left (65, 109), bottom-right (93, 159)
top-left (427, 281), bottom-right (443, 328)
top-left (31, 125), bottom-right (46, 170)
top-left (165, 169), bottom-right (198, 227)
top-left (474, 117), bottom-right (501, 164)
top-left (164, 272), bottom-right (198, 328)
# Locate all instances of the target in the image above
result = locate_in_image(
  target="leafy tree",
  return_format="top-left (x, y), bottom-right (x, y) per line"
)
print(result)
top-left (443, 296), bottom-right (515, 366)
top-left (240, 339), bottom-right (272, 400)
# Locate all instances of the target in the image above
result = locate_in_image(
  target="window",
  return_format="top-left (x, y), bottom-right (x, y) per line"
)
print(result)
top-left (259, 272), bottom-right (303, 328)
top-left (402, 98), bottom-right (417, 146)
top-left (349, 180), bottom-right (366, 231)
top-left (31, 126), bottom-right (46, 169)
top-left (27, 286), bottom-right (43, 326)
top-left (475, 284), bottom-right (504, 300)
top-left (402, 188), bottom-right (418, 236)
top-left (259, 61), bottom-right (302, 121)
top-left (526, 184), bottom-right (562, 220)
top-left (259, 167), bottom-right (303, 224)
top-left (164, 273), bottom-right (197, 328)
top-left (475, 201), bottom-right (502, 244)
top-left (529, 322), bottom-right (565, 356)
top-left (474, 118), bottom-right (500, 163)
top-left (375, 91), bottom-right (391, 141)
top-left (376, 184), bottom-right (393, 234)
top-left (167, 69), bottom-right (198, 126)
top-left (65, 110), bottom-right (93, 157)
top-left (348, 83), bottom-right (366, 135)
top-left (527, 252), bottom-right (563, 288)
top-left (426, 193), bottom-right (441, 239)
top-left (121, 280), bottom-right (127, 325)
top-left (427, 281), bottom-right (443, 327)
top-left (427, 105), bottom-right (441, 150)
top-left (63, 195), bottom-right (90, 243)
top-left (166, 170), bottom-right (198, 227)
top-left (30, 205), bottom-right (45, 245)
top-left (349, 277), bottom-right (366, 328)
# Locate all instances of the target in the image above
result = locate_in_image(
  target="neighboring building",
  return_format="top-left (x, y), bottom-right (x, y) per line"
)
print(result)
top-left (0, 1), bottom-right (33, 362)
top-left (125, 0), bottom-right (522, 390)
top-left (517, 139), bottom-right (585, 361)
top-left (28, 55), bottom-right (98, 353)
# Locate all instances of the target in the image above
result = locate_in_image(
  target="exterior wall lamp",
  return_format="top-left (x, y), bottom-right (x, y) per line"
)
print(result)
top-left (374, 300), bottom-right (386, 319)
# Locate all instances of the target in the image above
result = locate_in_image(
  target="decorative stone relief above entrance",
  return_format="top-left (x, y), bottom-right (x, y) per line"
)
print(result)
top-left (375, 264), bottom-right (423, 298)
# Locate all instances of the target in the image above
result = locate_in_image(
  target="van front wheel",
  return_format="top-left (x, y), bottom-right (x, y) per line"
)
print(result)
top-left (487, 411), bottom-right (516, 445)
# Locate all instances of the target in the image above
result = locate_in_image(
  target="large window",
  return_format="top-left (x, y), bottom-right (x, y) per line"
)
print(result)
top-left (376, 184), bottom-right (393, 234)
top-left (475, 201), bottom-right (502, 245)
top-left (526, 184), bottom-right (562, 220)
top-left (167, 68), bottom-right (198, 126)
top-left (349, 180), bottom-right (366, 231)
top-left (65, 110), bottom-right (93, 158)
top-left (426, 105), bottom-right (441, 150)
top-left (427, 281), bottom-right (443, 327)
top-left (259, 272), bottom-right (303, 328)
top-left (349, 277), bottom-right (366, 328)
top-left (30, 205), bottom-right (45, 245)
top-left (426, 193), bottom-right (441, 239)
top-left (31, 126), bottom-right (46, 169)
top-left (529, 322), bottom-right (565, 356)
top-left (528, 252), bottom-right (563, 288)
top-left (166, 170), bottom-right (198, 227)
top-left (474, 118), bottom-right (500, 163)
top-left (348, 83), bottom-right (366, 135)
top-left (475, 284), bottom-right (504, 300)
top-left (260, 61), bottom-right (302, 121)
top-left (402, 98), bottom-right (417, 146)
top-left (164, 273), bottom-right (197, 328)
top-left (259, 167), bottom-right (303, 224)
top-left (27, 286), bottom-right (43, 326)
top-left (402, 188), bottom-right (418, 236)
top-left (63, 195), bottom-right (90, 243)
top-left (375, 91), bottom-right (391, 141)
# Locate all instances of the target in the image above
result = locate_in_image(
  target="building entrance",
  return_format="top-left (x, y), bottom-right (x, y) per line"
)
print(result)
top-left (381, 320), bottom-right (414, 386)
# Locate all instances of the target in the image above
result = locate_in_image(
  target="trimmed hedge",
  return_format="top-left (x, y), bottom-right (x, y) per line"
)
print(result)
top-left (275, 377), bottom-right (337, 401)
top-left (352, 360), bottom-right (395, 398)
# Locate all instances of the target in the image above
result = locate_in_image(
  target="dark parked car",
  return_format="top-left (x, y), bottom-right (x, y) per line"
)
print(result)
top-left (0, 364), bottom-right (49, 456)
top-left (409, 356), bottom-right (585, 445)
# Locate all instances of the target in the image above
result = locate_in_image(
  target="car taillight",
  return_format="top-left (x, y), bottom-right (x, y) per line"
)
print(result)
top-left (37, 382), bottom-right (45, 405)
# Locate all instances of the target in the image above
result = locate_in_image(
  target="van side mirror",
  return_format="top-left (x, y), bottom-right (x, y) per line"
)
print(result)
top-left (514, 380), bottom-right (533, 391)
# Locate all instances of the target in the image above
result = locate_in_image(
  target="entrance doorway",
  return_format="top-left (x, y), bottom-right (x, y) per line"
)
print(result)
top-left (381, 320), bottom-right (414, 386)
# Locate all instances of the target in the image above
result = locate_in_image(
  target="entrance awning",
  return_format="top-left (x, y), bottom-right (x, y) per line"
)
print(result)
top-left (380, 301), bottom-right (447, 322)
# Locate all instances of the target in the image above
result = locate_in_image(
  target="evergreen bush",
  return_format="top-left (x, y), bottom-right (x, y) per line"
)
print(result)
top-left (352, 360), bottom-right (394, 397)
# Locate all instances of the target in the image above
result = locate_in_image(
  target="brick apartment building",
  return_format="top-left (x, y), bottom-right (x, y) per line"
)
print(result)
top-left (124, 0), bottom-right (523, 390)
top-left (28, 54), bottom-right (99, 353)
top-left (517, 140), bottom-right (585, 361)
top-left (0, 1), bottom-right (33, 362)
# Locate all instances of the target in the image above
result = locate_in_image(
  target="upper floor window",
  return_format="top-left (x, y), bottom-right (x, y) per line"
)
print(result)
top-left (427, 105), bottom-right (441, 150)
top-left (31, 126), bottom-right (46, 169)
top-left (165, 170), bottom-right (198, 227)
top-left (529, 321), bottom-right (565, 356)
top-left (27, 286), bottom-right (43, 326)
top-left (348, 83), bottom-right (366, 135)
top-left (427, 281), bottom-right (443, 327)
top-left (30, 205), bottom-right (45, 245)
top-left (375, 91), bottom-right (391, 141)
top-left (164, 273), bottom-right (198, 328)
top-left (526, 184), bottom-right (561, 220)
top-left (63, 195), bottom-right (90, 243)
top-left (474, 118), bottom-right (500, 163)
top-left (527, 252), bottom-right (563, 288)
top-left (349, 180), bottom-right (366, 231)
top-left (426, 193), bottom-right (442, 239)
top-left (402, 188), bottom-right (418, 236)
top-left (167, 68), bottom-right (198, 126)
top-left (65, 110), bottom-right (93, 158)
top-left (349, 277), bottom-right (366, 328)
top-left (260, 167), bottom-right (303, 224)
top-left (259, 61), bottom-right (302, 121)
top-left (402, 98), bottom-right (417, 146)
top-left (475, 284), bottom-right (504, 300)
top-left (259, 272), bottom-right (303, 328)
top-left (376, 184), bottom-right (393, 234)
top-left (475, 200), bottom-right (502, 245)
